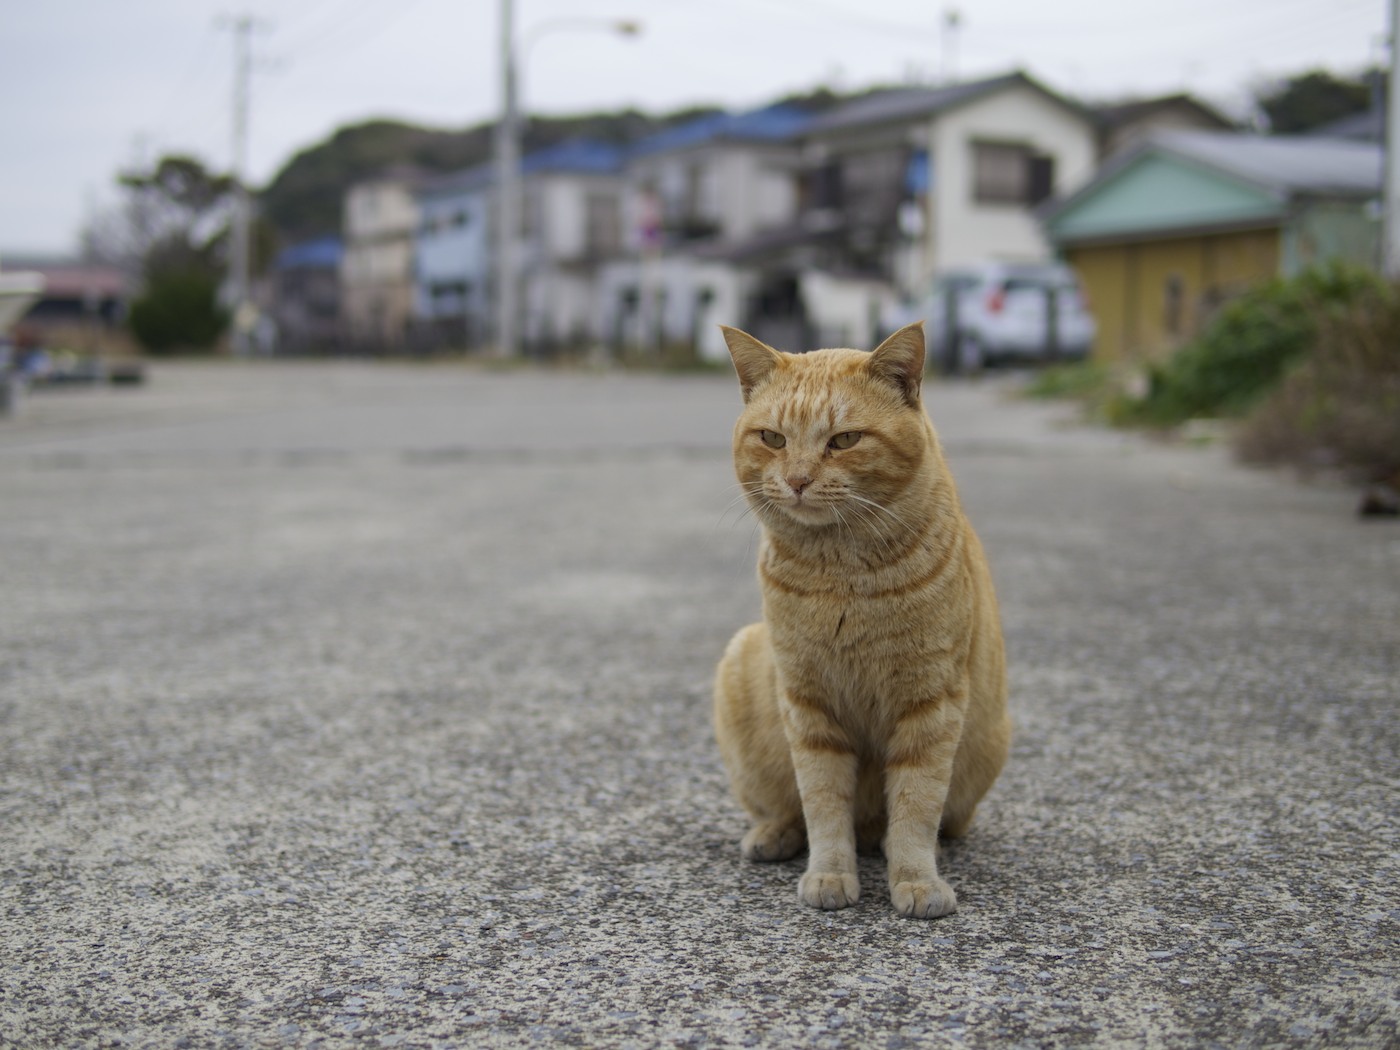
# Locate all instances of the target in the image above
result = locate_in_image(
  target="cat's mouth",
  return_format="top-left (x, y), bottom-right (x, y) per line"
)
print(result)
top-left (775, 490), bottom-right (837, 524)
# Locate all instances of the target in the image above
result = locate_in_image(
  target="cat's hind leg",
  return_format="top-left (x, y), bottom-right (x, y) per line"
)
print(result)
top-left (714, 623), bottom-right (806, 863)
top-left (741, 819), bottom-right (806, 862)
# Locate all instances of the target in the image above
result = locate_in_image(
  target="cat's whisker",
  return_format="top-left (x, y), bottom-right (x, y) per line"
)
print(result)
top-left (845, 491), bottom-right (916, 535)
top-left (716, 483), bottom-right (769, 532)
top-left (840, 497), bottom-right (900, 564)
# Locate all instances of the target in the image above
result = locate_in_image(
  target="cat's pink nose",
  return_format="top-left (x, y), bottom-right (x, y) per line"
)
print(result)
top-left (787, 475), bottom-right (812, 495)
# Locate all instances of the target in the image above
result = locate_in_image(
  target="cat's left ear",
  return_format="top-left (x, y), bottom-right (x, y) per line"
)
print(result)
top-left (867, 322), bottom-right (926, 407)
top-left (720, 326), bottom-right (782, 403)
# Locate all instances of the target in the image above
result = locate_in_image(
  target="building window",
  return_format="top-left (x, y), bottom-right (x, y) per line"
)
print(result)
top-left (806, 161), bottom-right (843, 210)
top-left (972, 141), bottom-right (1055, 205)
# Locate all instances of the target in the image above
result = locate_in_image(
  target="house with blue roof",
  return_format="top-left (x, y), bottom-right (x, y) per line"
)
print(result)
top-left (411, 138), bottom-right (624, 354)
top-left (415, 165), bottom-right (494, 350)
top-left (271, 236), bottom-right (343, 353)
top-left (601, 74), bottom-right (1106, 361)
top-left (516, 139), bottom-right (625, 353)
top-left (600, 103), bottom-right (811, 360)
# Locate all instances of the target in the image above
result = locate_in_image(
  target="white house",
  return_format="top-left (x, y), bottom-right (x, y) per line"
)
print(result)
top-left (408, 140), bottom-right (625, 356)
top-left (798, 71), bottom-right (1101, 299)
top-left (340, 171), bottom-right (422, 352)
top-left (515, 139), bottom-right (625, 354)
top-left (601, 104), bottom-right (810, 361)
top-left (600, 75), bottom-right (1101, 361)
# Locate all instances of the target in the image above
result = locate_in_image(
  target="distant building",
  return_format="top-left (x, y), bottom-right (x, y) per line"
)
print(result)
top-left (0, 255), bottom-right (131, 354)
top-left (601, 104), bottom-right (809, 360)
top-left (414, 165), bottom-right (494, 352)
top-left (672, 71), bottom-right (1101, 356)
top-left (1041, 130), bottom-right (1382, 362)
top-left (1309, 108), bottom-right (1383, 143)
top-left (340, 172), bottom-right (423, 352)
top-left (271, 237), bottom-right (342, 354)
top-left (517, 139), bottom-right (626, 355)
top-left (798, 72), bottom-right (1100, 290)
top-left (1092, 93), bottom-right (1236, 159)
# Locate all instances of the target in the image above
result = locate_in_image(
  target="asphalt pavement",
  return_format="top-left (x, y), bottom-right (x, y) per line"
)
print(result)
top-left (1, 360), bottom-right (1396, 1048)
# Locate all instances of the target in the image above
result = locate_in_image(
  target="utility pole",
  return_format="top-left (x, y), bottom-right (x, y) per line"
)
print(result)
top-left (1385, 0), bottom-right (1400, 277)
top-left (494, 0), bottom-right (520, 358)
top-left (222, 13), bottom-right (259, 354)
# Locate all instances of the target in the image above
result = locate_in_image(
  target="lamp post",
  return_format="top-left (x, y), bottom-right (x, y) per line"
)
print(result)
top-left (493, 4), bottom-right (640, 357)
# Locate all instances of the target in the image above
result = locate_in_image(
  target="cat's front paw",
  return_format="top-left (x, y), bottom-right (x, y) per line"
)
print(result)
top-left (891, 877), bottom-right (958, 919)
top-left (799, 871), bottom-right (860, 910)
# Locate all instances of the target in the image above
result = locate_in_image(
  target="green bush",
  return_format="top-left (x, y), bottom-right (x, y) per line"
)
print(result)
top-left (1236, 283), bottom-right (1400, 482)
top-left (128, 271), bottom-right (228, 354)
top-left (1022, 360), bottom-right (1113, 401)
top-left (1113, 263), bottom-right (1383, 427)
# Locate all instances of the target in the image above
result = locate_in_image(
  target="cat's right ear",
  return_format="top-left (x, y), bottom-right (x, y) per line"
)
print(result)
top-left (720, 326), bottom-right (782, 403)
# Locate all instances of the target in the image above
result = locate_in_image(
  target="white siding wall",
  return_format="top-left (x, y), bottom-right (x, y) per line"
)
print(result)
top-left (597, 256), bottom-right (753, 360)
top-left (928, 87), bottom-right (1098, 276)
top-left (718, 148), bottom-right (799, 242)
top-left (539, 176), bottom-right (588, 262)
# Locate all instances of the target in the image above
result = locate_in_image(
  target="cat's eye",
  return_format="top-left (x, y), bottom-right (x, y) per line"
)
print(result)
top-left (829, 431), bottom-right (862, 450)
top-left (760, 430), bottom-right (786, 449)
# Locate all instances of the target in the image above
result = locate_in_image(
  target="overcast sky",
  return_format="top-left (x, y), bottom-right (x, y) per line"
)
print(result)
top-left (1, 0), bottom-right (1388, 256)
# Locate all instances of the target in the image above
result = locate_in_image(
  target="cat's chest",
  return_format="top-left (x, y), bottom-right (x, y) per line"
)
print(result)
top-left (760, 552), bottom-right (942, 648)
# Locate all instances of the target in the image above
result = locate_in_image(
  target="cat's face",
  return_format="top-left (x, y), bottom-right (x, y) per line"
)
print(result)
top-left (724, 326), bottom-right (930, 532)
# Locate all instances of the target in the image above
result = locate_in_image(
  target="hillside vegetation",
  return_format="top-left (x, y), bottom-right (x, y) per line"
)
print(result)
top-left (260, 107), bottom-right (720, 242)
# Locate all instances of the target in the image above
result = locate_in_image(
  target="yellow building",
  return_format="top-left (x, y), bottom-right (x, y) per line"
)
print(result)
top-left (1042, 132), bottom-right (1380, 364)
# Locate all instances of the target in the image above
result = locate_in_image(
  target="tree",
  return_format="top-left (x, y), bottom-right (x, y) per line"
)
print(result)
top-left (102, 155), bottom-right (238, 353)
top-left (1255, 69), bottom-right (1374, 134)
top-left (127, 266), bottom-right (227, 354)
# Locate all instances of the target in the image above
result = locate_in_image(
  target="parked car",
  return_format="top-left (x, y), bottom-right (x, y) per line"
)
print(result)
top-left (889, 262), bottom-right (1096, 372)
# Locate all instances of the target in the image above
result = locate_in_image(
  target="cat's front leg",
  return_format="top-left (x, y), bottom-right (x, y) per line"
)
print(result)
top-left (883, 694), bottom-right (965, 918)
top-left (782, 692), bottom-right (860, 910)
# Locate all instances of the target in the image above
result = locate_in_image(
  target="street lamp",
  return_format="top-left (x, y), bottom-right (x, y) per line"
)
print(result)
top-left (493, 3), bottom-right (641, 357)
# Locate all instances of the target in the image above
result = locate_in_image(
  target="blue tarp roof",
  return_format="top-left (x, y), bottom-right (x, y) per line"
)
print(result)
top-left (629, 104), bottom-right (812, 157)
top-left (521, 138), bottom-right (623, 175)
top-left (275, 236), bottom-right (342, 271)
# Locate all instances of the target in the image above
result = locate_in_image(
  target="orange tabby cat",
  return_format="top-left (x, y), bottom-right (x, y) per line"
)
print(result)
top-left (713, 322), bottom-right (1010, 918)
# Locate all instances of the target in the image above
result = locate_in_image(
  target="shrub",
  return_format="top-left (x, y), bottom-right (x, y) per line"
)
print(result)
top-left (1236, 283), bottom-right (1400, 482)
top-left (1113, 263), bottom-right (1383, 427)
top-left (128, 271), bottom-right (228, 354)
top-left (1022, 360), bottom-right (1112, 401)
